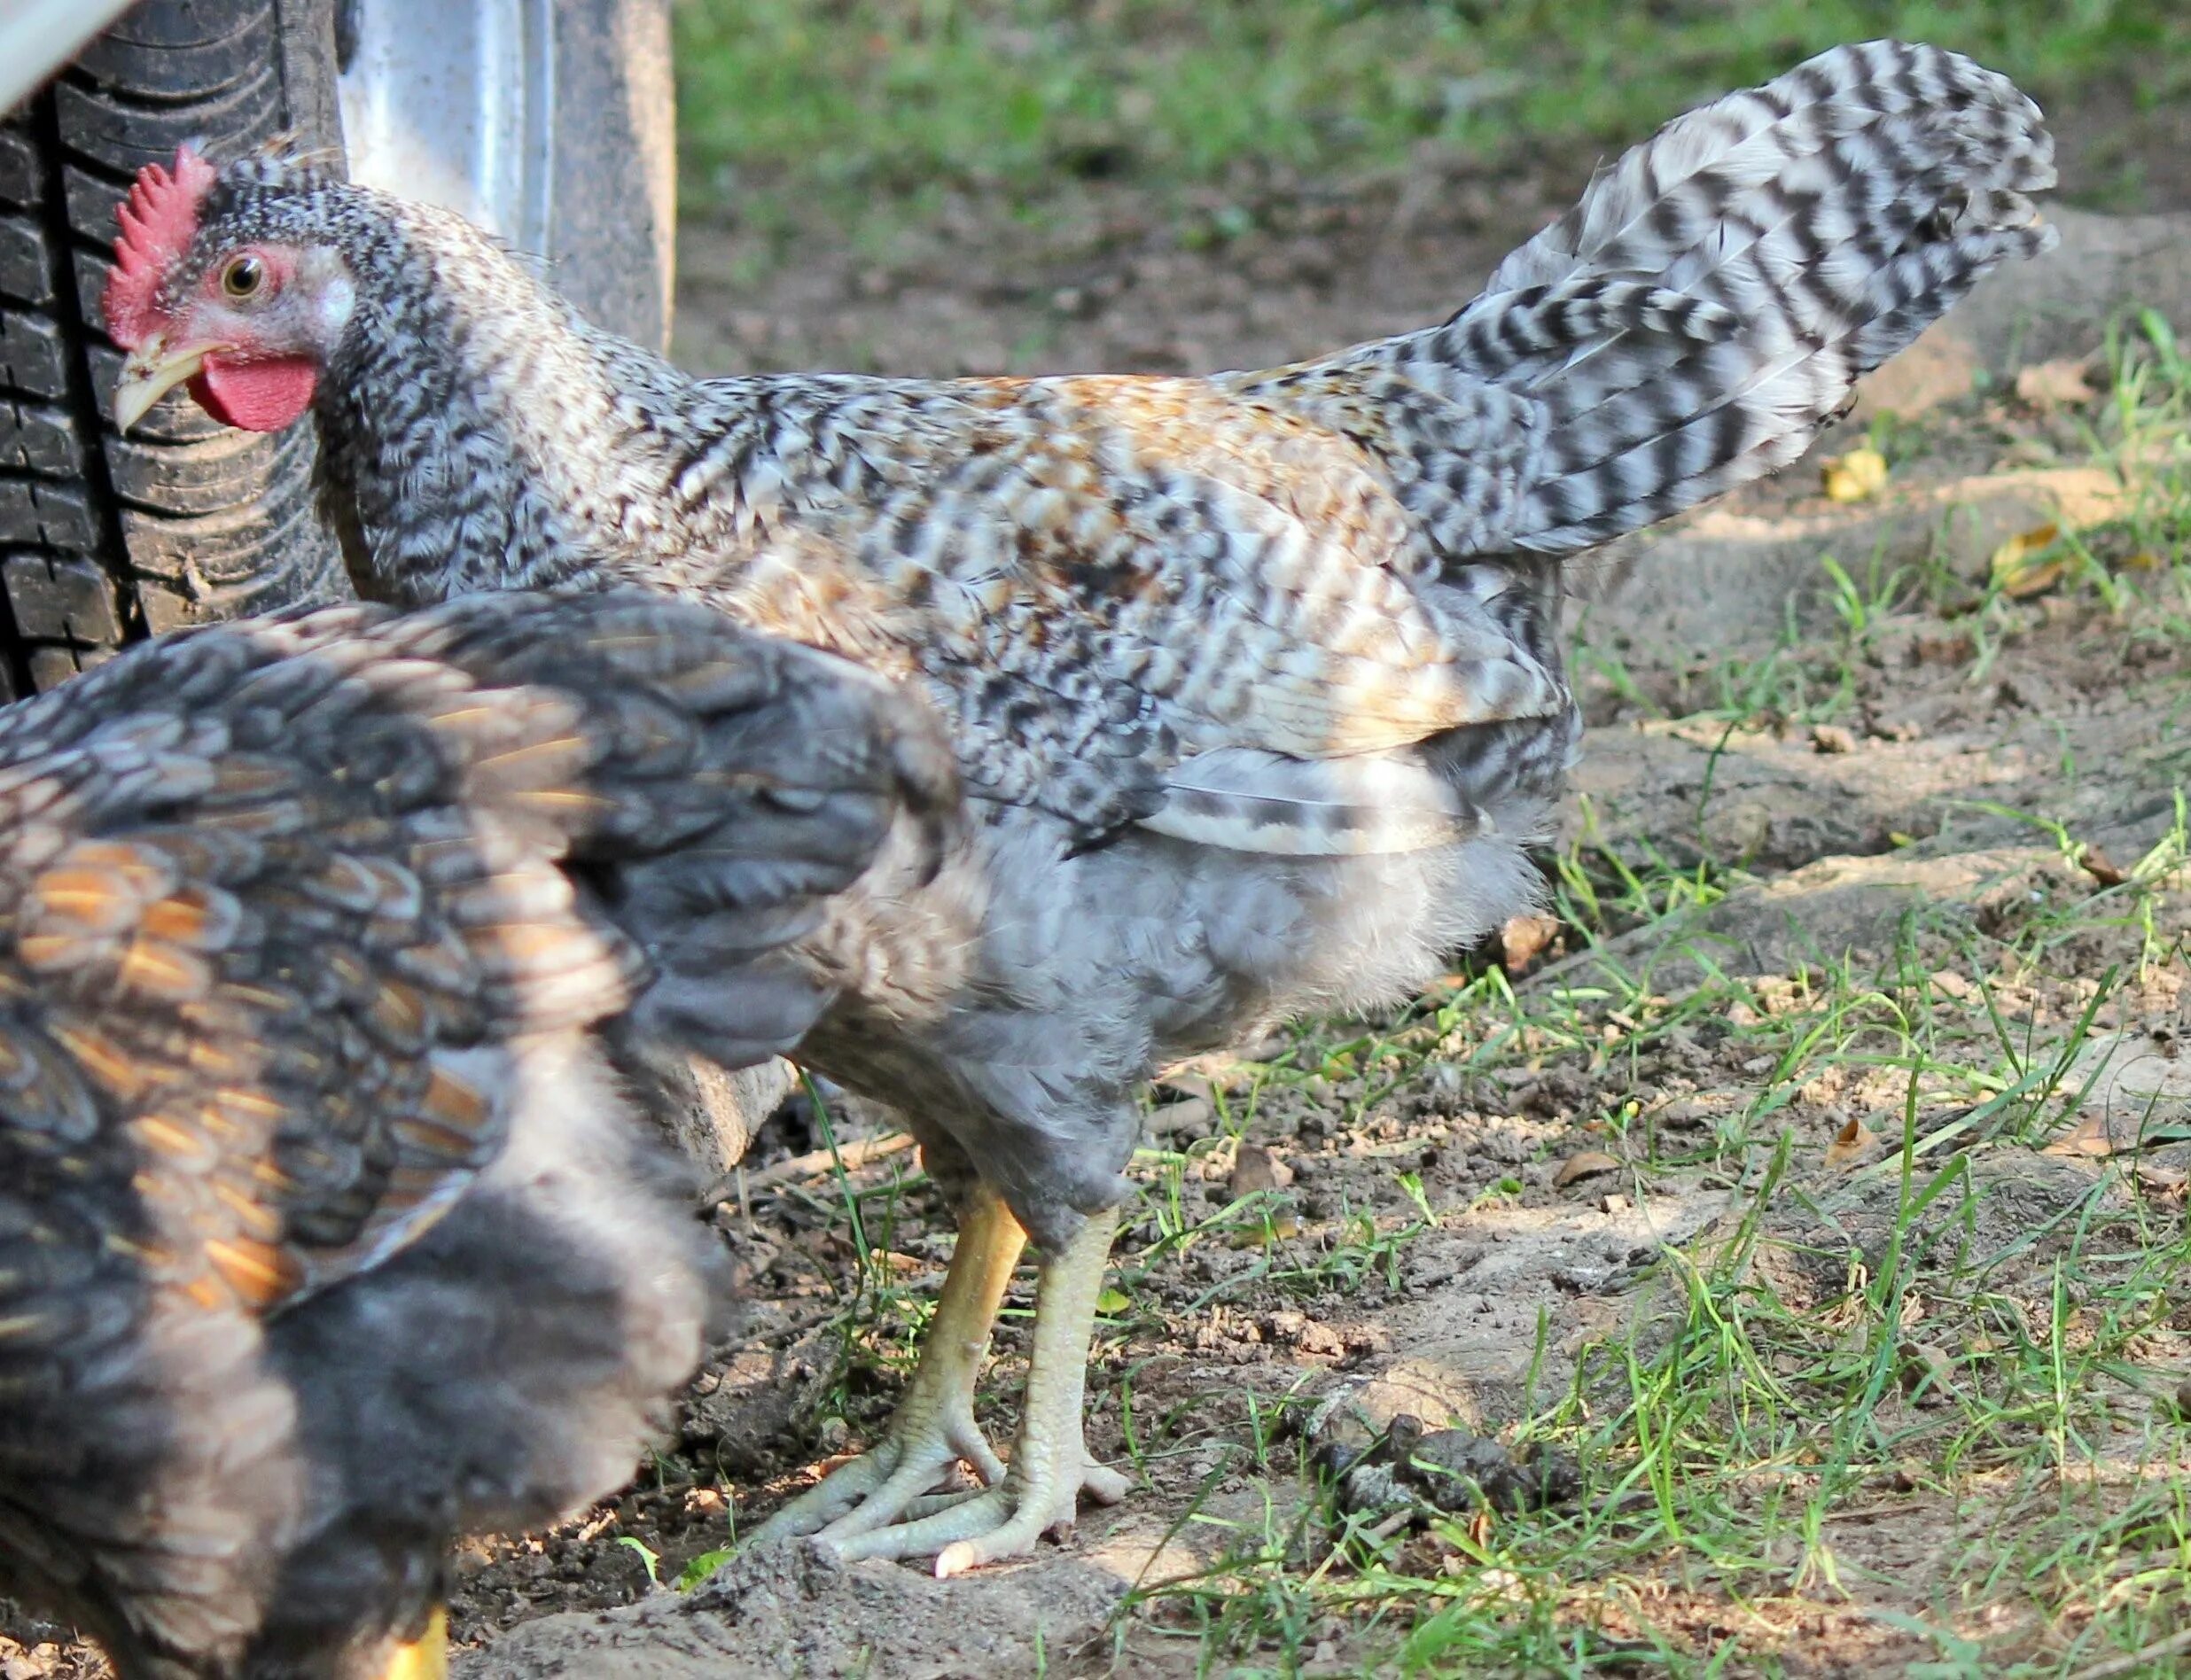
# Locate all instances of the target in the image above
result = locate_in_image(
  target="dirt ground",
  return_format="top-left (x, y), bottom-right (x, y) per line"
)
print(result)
top-left (7, 81), bottom-right (2191, 1680)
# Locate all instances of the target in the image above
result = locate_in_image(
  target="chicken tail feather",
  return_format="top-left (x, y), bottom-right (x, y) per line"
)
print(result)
top-left (1283, 40), bottom-right (2055, 559)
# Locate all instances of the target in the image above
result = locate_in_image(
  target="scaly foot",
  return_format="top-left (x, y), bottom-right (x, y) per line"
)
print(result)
top-left (826, 1205), bottom-right (1129, 1576)
top-left (747, 1186), bottom-right (1024, 1545)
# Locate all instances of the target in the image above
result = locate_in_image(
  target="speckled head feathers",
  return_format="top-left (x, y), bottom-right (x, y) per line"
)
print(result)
top-left (104, 144), bottom-right (348, 346)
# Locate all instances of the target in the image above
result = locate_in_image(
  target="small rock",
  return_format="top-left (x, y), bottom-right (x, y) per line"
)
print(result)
top-left (1553, 1150), bottom-right (1621, 1189)
top-left (1298, 1320), bottom-right (1346, 1357)
top-left (1599, 1192), bottom-right (1631, 1214)
top-left (2173, 1378), bottom-right (2191, 1419)
top-left (1552, 1262), bottom-right (1622, 1294)
top-left (2015, 357), bottom-right (2095, 409)
top-left (1157, 1071), bottom-right (1216, 1103)
top-left (1651, 1095), bottom-right (1717, 1132)
top-left (1149, 1096), bottom-right (1213, 1141)
top-left (1230, 1140), bottom-right (1295, 1195)
top-left (1499, 912), bottom-right (1562, 974)
top-left (1810, 723), bottom-right (1859, 755)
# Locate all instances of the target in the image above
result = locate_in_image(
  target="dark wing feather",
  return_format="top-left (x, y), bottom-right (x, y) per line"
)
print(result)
top-left (0, 587), bottom-right (955, 1676)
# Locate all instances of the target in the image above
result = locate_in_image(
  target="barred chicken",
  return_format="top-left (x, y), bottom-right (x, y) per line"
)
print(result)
top-left (103, 41), bottom-right (2056, 1575)
top-left (0, 589), bottom-right (955, 1678)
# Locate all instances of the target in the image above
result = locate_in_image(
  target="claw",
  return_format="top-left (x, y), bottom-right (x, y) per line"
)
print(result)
top-left (822, 1206), bottom-right (1128, 1575)
top-left (747, 1186), bottom-right (1024, 1548)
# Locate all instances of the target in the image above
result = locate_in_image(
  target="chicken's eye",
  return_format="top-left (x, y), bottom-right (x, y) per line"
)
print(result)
top-left (221, 255), bottom-right (266, 299)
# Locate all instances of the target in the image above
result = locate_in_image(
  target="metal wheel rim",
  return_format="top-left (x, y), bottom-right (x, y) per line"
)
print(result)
top-left (336, 0), bottom-right (557, 255)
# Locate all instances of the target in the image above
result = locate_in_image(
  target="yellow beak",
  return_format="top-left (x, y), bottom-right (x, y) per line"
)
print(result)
top-left (113, 332), bottom-right (224, 434)
top-left (381, 1606), bottom-right (448, 1680)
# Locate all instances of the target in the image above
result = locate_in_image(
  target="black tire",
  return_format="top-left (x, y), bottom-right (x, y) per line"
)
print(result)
top-left (0, 0), bottom-right (674, 699)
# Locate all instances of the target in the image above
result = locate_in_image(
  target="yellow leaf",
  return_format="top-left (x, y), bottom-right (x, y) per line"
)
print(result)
top-left (1096, 1287), bottom-right (1131, 1316)
top-left (1821, 447), bottom-right (1889, 503)
top-left (1989, 523), bottom-right (2064, 598)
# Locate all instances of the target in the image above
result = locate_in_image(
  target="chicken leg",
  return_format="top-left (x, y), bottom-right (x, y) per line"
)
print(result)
top-left (830, 1205), bottom-right (1130, 1577)
top-left (749, 1192), bottom-right (1129, 1573)
top-left (749, 1182), bottom-right (1025, 1544)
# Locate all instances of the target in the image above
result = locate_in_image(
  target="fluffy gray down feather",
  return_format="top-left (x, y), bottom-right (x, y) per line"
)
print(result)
top-left (0, 589), bottom-right (956, 1678)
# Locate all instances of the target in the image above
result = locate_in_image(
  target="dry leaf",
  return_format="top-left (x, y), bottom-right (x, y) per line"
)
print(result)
top-left (2043, 1113), bottom-right (2120, 1158)
top-left (1821, 446), bottom-right (1889, 502)
top-left (1989, 523), bottom-right (2064, 598)
top-left (2134, 1161), bottom-right (2188, 1198)
top-left (1553, 1150), bottom-right (1621, 1188)
top-left (2050, 1031), bottom-right (2191, 1153)
top-left (2014, 357), bottom-right (2095, 409)
top-left (2081, 845), bottom-right (2126, 888)
top-left (1824, 1111), bottom-right (1877, 1170)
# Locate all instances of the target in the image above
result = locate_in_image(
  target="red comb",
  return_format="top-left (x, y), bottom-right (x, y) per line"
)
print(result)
top-left (103, 145), bottom-right (218, 347)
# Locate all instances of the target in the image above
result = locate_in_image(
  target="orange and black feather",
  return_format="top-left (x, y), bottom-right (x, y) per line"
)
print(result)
top-left (0, 588), bottom-right (955, 1679)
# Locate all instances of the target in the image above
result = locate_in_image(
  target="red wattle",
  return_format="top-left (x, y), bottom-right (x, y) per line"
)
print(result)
top-left (192, 355), bottom-right (320, 432)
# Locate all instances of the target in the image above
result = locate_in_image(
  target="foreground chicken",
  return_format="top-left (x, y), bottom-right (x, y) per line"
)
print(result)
top-left (104, 41), bottom-right (2055, 1575)
top-left (0, 589), bottom-right (955, 1677)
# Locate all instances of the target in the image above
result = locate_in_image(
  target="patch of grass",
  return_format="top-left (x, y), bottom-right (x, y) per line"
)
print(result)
top-left (725, 772), bottom-right (2189, 1668)
top-left (1576, 306), bottom-right (2191, 751)
top-left (1061, 730), bottom-right (2187, 1668)
top-left (674, 0), bottom-right (2190, 240)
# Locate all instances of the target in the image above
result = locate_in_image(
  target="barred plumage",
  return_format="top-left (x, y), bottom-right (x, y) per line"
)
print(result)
top-left (106, 41), bottom-right (2055, 1575)
top-left (0, 591), bottom-right (955, 1676)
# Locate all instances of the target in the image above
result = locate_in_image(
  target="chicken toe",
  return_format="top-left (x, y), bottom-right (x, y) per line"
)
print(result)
top-left (749, 1185), bottom-right (1025, 1544)
top-left (824, 1206), bottom-right (1129, 1576)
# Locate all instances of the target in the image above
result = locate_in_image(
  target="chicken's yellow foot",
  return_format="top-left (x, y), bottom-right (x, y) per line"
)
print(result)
top-left (383, 1606), bottom-right (448, 1680)
top-left (828, 1203), bottom-right (1130, 1576)
top-left (748, 1182), bottom-right (1025, 1544)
